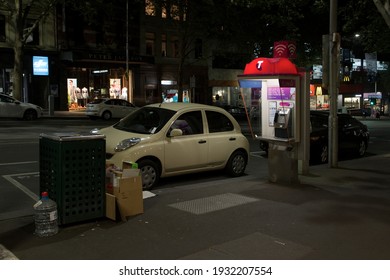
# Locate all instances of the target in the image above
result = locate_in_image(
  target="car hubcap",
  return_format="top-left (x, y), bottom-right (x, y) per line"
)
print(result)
top-left (232, 154), bottom-right (245, 174)
top-left (141, 165), bottom-right (156, 189)
top-left (320, 146), bottom-right (328, 163)
top-left (359, 141), bottom-right (366, 156)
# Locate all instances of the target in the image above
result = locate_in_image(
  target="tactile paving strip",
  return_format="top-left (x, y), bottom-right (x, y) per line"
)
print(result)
top-left (169, 193), bottom-right (259, 215)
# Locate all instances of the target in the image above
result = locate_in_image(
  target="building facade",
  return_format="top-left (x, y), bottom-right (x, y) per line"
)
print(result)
top-left (0, 3), bottom-right (57, 108)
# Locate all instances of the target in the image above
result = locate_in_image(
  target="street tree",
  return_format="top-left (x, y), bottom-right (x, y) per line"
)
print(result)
top-left (373, 0), bottom-right (390, 29)
top-left (0, 0), bottom-right (58, 101)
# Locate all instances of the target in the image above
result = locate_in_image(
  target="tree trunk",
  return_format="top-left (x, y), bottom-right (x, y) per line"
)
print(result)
top-left (13, 40), bottom-right (24, 101)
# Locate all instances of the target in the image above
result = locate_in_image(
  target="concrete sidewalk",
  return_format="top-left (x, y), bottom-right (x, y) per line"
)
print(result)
top-left (1, 152), bottom-right (390, 260)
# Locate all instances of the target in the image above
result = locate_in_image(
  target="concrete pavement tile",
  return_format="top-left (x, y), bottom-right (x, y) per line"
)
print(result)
top-left (181, 232), bottom-right (312, 260)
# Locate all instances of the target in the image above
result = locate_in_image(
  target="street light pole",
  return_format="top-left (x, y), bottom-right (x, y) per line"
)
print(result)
top-left (126, 0), bottom-right (130, 102)
top-left (329, 0), bottom-right (339, 167)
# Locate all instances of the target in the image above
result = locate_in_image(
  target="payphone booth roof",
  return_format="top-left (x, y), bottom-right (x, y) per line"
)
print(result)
top-left (239, 57), bottom-right (299, 77)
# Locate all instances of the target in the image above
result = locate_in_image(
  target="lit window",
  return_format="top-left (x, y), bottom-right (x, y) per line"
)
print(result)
top-left (171, 4), bottom-right (179, 20)
top-left (145, 0), bottom-right (156, 16)
top-left (162, 2), bottom-right (167, 18)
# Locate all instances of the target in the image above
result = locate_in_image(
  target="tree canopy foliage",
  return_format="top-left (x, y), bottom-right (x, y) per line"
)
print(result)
top-left (2, 0), bottom-right (390, 100)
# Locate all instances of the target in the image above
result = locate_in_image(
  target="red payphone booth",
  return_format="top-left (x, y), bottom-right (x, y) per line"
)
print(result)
top-left (238, 57), bottom-right (310, 184)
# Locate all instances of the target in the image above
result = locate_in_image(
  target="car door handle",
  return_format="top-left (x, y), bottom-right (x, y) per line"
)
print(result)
top-left (198, 140), bottom-right (207, 144)
top-left (229, 137), bottom-right (236, 141)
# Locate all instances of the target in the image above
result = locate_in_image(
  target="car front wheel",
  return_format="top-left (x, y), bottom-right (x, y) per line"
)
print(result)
top-left (23, 109), bottom-right (38, 120)
top-left (357, 140), bottom-right (367, 157)
top-left (137, 159), bottom-right (160, 190)
top-left (225, 150), bottom-right (247, 177)
top-left (102, 110), bottom-right (112, 120)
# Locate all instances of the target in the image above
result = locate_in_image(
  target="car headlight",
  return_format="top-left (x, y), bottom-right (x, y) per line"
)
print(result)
top-left (90, 128), bottom-right (100, 134)
top-left (115, 137), bottom-right (141, 152)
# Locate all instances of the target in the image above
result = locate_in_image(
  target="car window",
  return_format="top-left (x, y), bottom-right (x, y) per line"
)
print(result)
top-left (169, 111), bottom-right (203, 135)
top-left (206, 110), bottom-right (234, 133)
top-left (105, 100), bottom-right (116, 105)
top-left (0, 95), bottom-right (14, 103)
top-left (121, 100), bottom-right (130, 107)
top-left (114, 107), bottom-right (175, 134)
top-left (310, 114), bottom-right (327, 132)
top-left (339, 115), bottom-right (359, 129)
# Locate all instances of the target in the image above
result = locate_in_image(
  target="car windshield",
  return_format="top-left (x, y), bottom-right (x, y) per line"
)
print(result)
top-left (113, 106), bottom-right (176, 134)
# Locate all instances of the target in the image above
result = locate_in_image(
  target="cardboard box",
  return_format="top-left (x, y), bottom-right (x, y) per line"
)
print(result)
top-left (114, 175), bottom-right (143, 221)
top-left (105, 161), bottom-right (144, 221)
top-left (105, 193), bottom-right (117, 221)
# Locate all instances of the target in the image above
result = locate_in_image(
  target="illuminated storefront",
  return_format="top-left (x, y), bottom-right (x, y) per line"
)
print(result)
top-left (60, 51), bottom-right (153, 110)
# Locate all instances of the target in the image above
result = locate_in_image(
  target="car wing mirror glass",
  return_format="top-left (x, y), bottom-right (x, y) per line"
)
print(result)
top-left (170, 128), bottom-right (183, 137)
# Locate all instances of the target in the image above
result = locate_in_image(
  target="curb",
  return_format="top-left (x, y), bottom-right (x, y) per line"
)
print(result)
top-left (0, 244), bottom-right (18, 260)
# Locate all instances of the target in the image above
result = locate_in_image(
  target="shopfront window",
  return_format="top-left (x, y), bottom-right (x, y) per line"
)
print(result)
top-left (66, 67), bottom-right (133, 109)
top-left (212, 87), bottom-right (246, 108)
top-left (344, 97), bottom-right (360, 109)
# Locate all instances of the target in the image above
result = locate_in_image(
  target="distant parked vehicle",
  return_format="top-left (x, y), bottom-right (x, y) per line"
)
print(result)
top-left (223, 105), bottom-right (247, 121)
top-left (0, 93), bottom-right (43, 120)
top-left (85, 98), bottom-right (138, 120)
top-left (348, 108), bottom-right (371, 117)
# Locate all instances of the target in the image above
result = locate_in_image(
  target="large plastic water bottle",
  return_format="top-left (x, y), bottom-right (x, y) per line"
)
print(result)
top-left (33, 192), bottom-right (58, 237)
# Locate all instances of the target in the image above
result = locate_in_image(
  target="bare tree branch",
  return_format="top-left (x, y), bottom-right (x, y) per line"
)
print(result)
top-left (373, 0), bottom-right (390, 28)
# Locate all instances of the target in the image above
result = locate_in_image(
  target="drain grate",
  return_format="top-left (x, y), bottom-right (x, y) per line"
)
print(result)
top-left (169, 193), bottom-right (259, 215)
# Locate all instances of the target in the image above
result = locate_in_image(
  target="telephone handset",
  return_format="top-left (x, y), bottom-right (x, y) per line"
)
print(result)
top-left (274, 108), bottom-right (292, 138)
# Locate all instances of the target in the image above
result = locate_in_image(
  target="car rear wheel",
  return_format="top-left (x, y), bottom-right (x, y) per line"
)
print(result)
top-left (102, 110), bottom-right (112, 120)
top-left (319, 144), bottom-right (328, 163)
top-left (357, 140), bottom-right (367, 157)
top-left (225, 150), bottom-right (247, 177)
top-left (23, 109), bottom-right (37, 120)
top-left (137, 159), bottom-right (160, 190)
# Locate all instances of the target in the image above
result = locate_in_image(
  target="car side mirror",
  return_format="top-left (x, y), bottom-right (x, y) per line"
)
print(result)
top-left (15, 101), bottom-right (21, 105)
top-left (170, 128), bottom-right (183, 137)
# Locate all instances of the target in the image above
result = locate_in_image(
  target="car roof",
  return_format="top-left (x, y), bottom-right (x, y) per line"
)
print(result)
top-left (146, 102), bottom-right (225, 112)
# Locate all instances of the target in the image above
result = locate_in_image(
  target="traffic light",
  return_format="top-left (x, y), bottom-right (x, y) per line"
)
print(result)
top-left (369, 98), bottom-right (376, 105)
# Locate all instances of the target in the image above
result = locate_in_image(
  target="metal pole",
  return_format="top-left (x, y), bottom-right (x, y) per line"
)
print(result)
top-left (126, 0), bottom-right (129, 102)
top-left (329, 0), bottom-right (338, 167)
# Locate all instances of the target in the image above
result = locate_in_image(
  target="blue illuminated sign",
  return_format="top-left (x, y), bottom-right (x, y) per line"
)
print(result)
top-left (33, 56), bottom-right (49, 76)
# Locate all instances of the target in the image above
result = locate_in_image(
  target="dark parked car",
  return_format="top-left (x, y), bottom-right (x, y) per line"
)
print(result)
top-left (259, 110), bottom-right (370, 163)
top-left (223, 105), bottom-right (247, 120)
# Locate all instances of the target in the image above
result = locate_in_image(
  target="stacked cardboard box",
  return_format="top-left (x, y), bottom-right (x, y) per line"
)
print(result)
top-left (105, 161), bottom-right (144, 221)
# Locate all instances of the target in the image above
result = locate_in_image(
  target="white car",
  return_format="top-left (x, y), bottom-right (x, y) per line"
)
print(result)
top-left (94, 103), bottom-right (250, 190)
top-left (85, 98), bottom-right (138, 120)
top-left (0, 93), bottom-right (43, 120)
